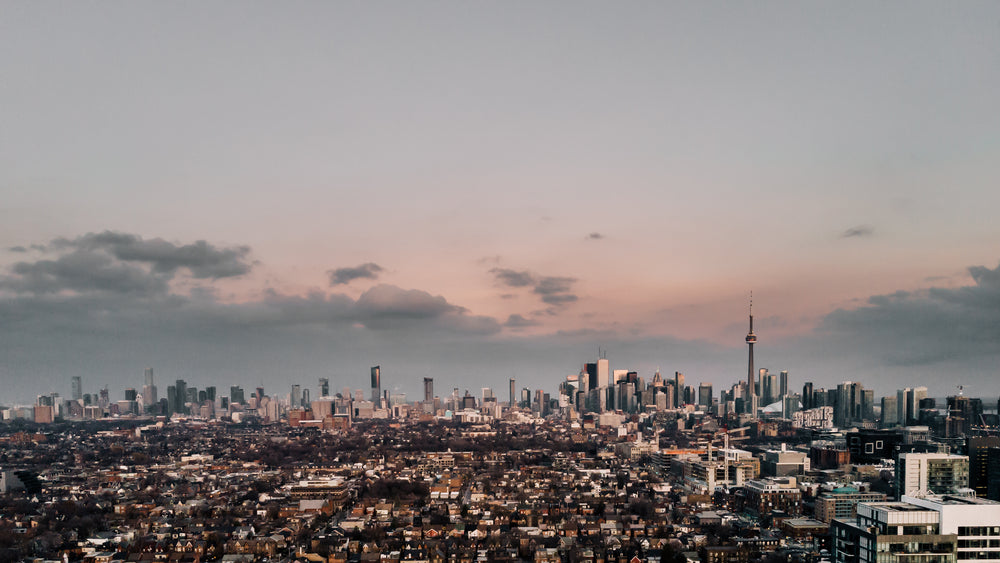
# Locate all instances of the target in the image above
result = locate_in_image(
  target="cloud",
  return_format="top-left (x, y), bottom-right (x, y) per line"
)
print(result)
top-left (0, 250), bottom-right (169, 296)
top-left (490, 268), bottom-right (536, 288)
top-left (587, 232), bottom-right (604, 240)
top-left (533, 276), bottom-right (578, 306)
top-left (818, 261), bottom-right (1000, 366)
top-left (328, 263), bottom-right (383, 285)
top-left (491, 268), bottom-right (579, 309)
top-left (503, 314), bottom-right (540, 329)
top-left (841, 225), bottom-right (874, 238)
top-left (8, 246), bottom-right (27, 253)
top-left (52, 231), bottom-right (254, 279)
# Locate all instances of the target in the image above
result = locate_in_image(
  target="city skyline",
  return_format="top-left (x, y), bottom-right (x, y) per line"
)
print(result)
top-left (3, 3), bottom-right (1000, 401)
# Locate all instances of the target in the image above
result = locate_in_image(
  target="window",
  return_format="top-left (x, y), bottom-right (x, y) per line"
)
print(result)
top-left (876, 440), bottom-right (884, 449)
top-left (865, 443), bottom-right (874, 454)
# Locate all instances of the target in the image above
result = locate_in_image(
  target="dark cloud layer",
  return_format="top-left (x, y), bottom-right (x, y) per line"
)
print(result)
top-left (503, 314), bottom-right (540, 329)
top-left (56, 231), bottom-right (254, 279)
top-left (841, 225), bottom-right (874, 238)
top-left (490, 269), bottom-right (579, 308)
top-left (328, 263), bottom-right (383, 285)
top-left (819, 262), bottom-right (1000, 366)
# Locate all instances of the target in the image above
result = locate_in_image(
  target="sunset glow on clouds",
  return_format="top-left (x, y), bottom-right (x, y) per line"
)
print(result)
top-left (2, 3), bottom-right (1000, 401)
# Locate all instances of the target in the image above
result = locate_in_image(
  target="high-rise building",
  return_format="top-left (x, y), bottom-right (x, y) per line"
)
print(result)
top-left (698, 383), bottom-right (713, 409)
top-left (230, 386), bottom-right (244, 405)
top-left (761, 369), bottom-right (778, 405)
top-left (71, 376), bottom-right (82, 401)
top-left (779, 370), bottom-right (788, 399)
top-left (319, 378), bottom-right (329, 397)
top-left (205, 386), bottom-right (216, 402)
top-left (509, 378), bottom-right (516, 407)
top-left (291, 384), bottom-right (302, 408)
top-left (896, 453), bottom-right (970, 499)
top-left (596, 358), bottom-right (610, 389)
top-left (967, 437), bottom-right (1000, 499)
top-left (880, 396), bottom-right (898, 428)
top-left (174, 379), bottom-right (187, 415)
top-left (585, 363), bottom-right (599, 390)
top-left (423, 377), bottom-right (433, 403)
top-left (802, 382), bottom-right (814, 410)
top-left (745, 296), bottom-right (757, 409)
top-left (674, 372), bottom-right (685, 407)
top-left (831, 501), bottom-right (957, 563)
top-left (897, 387), bottom-right (929, 426)
top-left (370, 366), bottom-right (381, 403)
top-left (142, 368), bottom-right (157, 406)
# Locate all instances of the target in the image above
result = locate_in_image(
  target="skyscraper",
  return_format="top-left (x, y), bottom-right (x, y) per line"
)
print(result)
top-left (370, 366), bottom-right (381, 403)
top-left (698, 383), bottom-right (713, 409)
top-left (142, 367), bottom-right (157, 406)
top-left (674, 372), bottom-right (685, 407)
top-left (597, 357), bottom-right (610, 389)
top-left (291, 384), bottom-right (302, 408)
top-left (585, 363), bottom-right (599, 390)
top-left (509, 378), bottom-right (516, 407)
top-left (319, 378), bottom-right (329, 397)
top-left (746, 296), bottom-right (757, 411)
top-left (71, 376), bottom-right (82, 401)
top-left (424, 377), bottom-right (434, 403)
top-left (779, 370), bottom-right (788, 398)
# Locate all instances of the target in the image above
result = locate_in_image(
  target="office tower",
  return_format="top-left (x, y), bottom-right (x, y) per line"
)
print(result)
top-left (317, 378), bottom-right (329, 397)
top-left (71, 376), bottom-right (82, 401)
top-left (835, 381), bottom-right (865, 428)
top-left (424, 377), bottom-right (433, 403)
top-left (205, 386), bottom-right (216, 402)
top-left (745, 296), bottom-right (757, 402)
top-left (674, 372), bottom-right (685, 407)
top-left (174, 379), bottom-right (187, 414)
top-left (760, 369), bottom-right (777, 405)
top-left (861, 389), bottom-right (875, 422)
top-left (946, 395), bottom-right (981, 436)
top-left (782, 393), bottom-right (801, 418)
top-left (968, 437), bottom-right (1000, 498)
top-left (370, 366), bottom-right (381, 402)
top-left (896, 453), bottom-right (969, 498)
top-left (585, 363), bottom-right (599, 390)
top-left (698, 383), bottom-right (713, 409)
top-left (141, 368), bottom-right (157, 406)
top-left (802, 382), bottom-right (814, 410)
top-left (230, 386), bottom-right (245, 405)
top-left (255, 387), bottom-right (264, 403)
top-left (897, 387), bottom-right (928, 426)
top-left (880, 396), bottom-right (898, 428)
top-left (302, 389), bottom-right (310, 406)
top-left (509, 378), bottom-right (516, 407)
top-left (597, 357), bottom-right (610, 389)
top-left (124, 388), bottom-right (137, 401)
top-left (291, 384), bottom-right (302, 408)
top-left (482, 388), bottom-right (495, 403)
top-left (186, 387), bottom-right (198, 404)
top-left (167, 385), bottom-right (177, 414)
top-left (779, 370), bottom-right (788, 398)
top-left (521, 387), bottom-right (530, 408)
top-left (198, 390), bottom-right (207, 403)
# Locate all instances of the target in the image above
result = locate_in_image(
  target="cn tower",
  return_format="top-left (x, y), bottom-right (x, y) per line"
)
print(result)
top-left (745, 294), bottom-right (757, 398)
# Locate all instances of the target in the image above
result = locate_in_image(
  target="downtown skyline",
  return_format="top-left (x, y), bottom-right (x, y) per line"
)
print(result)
top-left (3, 3), bottom-right (1000, 402)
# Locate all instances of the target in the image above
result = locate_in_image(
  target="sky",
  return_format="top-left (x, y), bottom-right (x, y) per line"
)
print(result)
top-left (2, 2), bottom-right (1000, 404)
